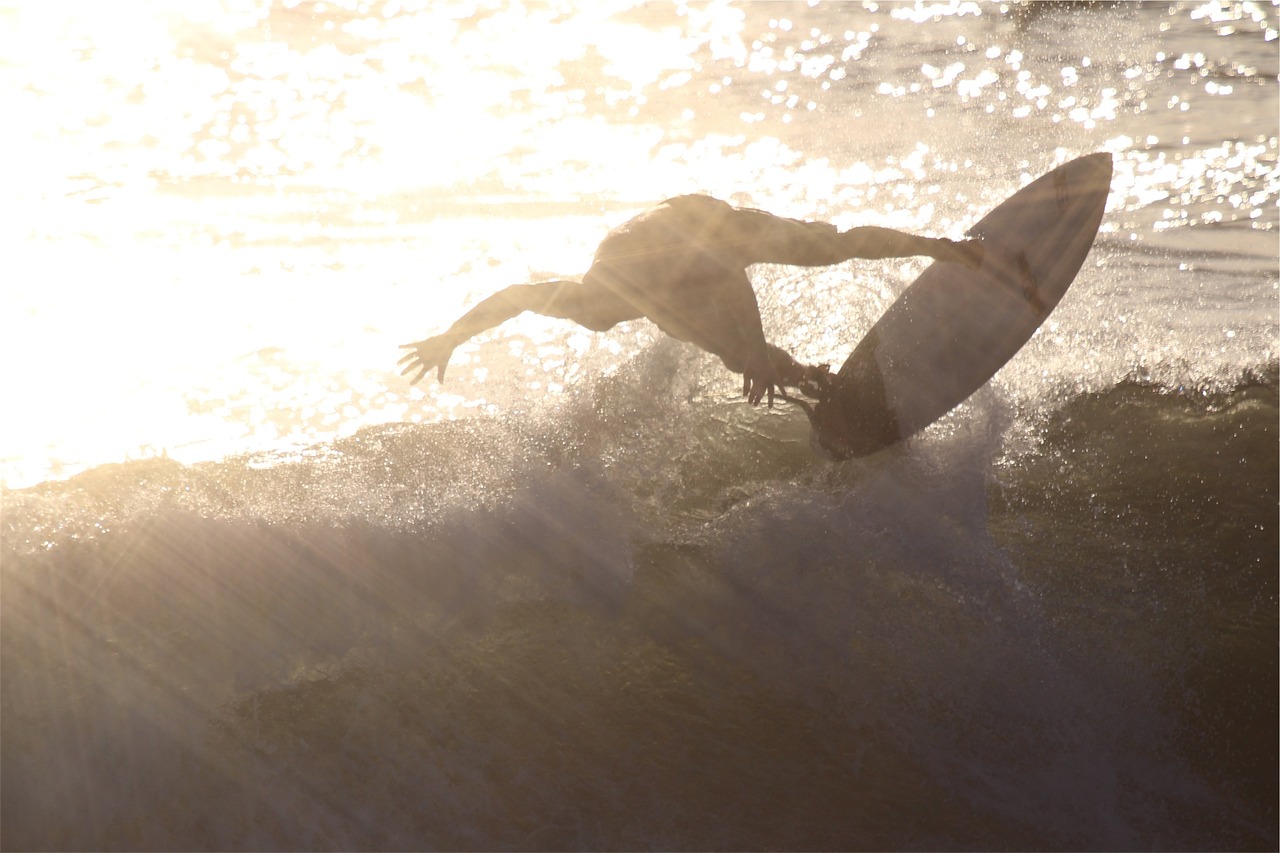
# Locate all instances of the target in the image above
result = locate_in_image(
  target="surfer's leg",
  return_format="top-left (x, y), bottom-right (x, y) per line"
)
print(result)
top-left (731, 208), bottom-right (981, 268)
top-left (835, 226), bottom-right (983, 266)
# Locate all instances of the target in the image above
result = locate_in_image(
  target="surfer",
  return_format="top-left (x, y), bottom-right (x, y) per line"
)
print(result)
top-left (399, 194), bottom-right (983, 407)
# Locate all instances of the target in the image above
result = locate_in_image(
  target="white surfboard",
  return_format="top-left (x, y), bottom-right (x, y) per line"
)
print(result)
top-left (810, 152), bottom-right (1113, 458)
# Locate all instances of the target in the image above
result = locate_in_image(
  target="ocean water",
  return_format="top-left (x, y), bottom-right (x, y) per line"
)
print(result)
top-left (2, 1), bottom-right (1276, 850)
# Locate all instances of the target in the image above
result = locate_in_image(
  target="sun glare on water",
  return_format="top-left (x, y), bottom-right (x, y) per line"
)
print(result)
top-left (0, 1), bottom-right (778, 486)
top-left (1, 0), bottom-right (1275, 487)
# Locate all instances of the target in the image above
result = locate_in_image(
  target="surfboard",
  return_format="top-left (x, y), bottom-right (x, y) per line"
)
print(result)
top-left (809, 152), bottom-right (1113, 458)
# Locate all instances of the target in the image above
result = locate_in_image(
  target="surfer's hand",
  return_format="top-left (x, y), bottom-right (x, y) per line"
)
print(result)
top-left (936, 238), bottom-right (985, 269)
top-left (398, 334), bottom-right (458, 385)
top-left (742, 357), bottom-right (780, 408)
top-left (798, 363), bottom-right (834, 400)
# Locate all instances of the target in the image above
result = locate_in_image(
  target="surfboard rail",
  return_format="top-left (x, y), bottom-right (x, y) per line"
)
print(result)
top-left (810, 152), bottom-right (1114, 459)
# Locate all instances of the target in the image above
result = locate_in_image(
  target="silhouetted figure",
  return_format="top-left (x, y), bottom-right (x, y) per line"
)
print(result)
top-left (399, 194), bottom-right (982, 407)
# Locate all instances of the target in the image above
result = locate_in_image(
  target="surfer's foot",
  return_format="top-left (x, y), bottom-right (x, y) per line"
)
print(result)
top-left (939, 237), bottom-right (985, 269)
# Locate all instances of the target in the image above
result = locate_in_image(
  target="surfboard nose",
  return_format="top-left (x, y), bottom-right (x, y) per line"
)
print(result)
top-left (1073, 152), bottom-right (1115, 193)
top-left (1046, 153), bottom-right (1113, 219)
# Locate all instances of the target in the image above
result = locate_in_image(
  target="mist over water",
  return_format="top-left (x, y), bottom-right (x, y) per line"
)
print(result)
top-left (2, 2), bottom-right (1276, 850)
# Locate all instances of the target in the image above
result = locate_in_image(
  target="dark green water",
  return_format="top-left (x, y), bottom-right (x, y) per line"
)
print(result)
top-left (4, 370), bottom-right (1275, 850)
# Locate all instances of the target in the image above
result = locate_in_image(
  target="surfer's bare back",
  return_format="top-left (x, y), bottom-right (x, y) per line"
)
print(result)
top-left (399, 194), bottom-right (982, 407)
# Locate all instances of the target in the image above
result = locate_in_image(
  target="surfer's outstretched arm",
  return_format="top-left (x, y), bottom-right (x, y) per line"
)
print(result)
top-left (731, 209), bottom-right (983, 269)
top-left (399, 280), bottom-right (639, 384)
